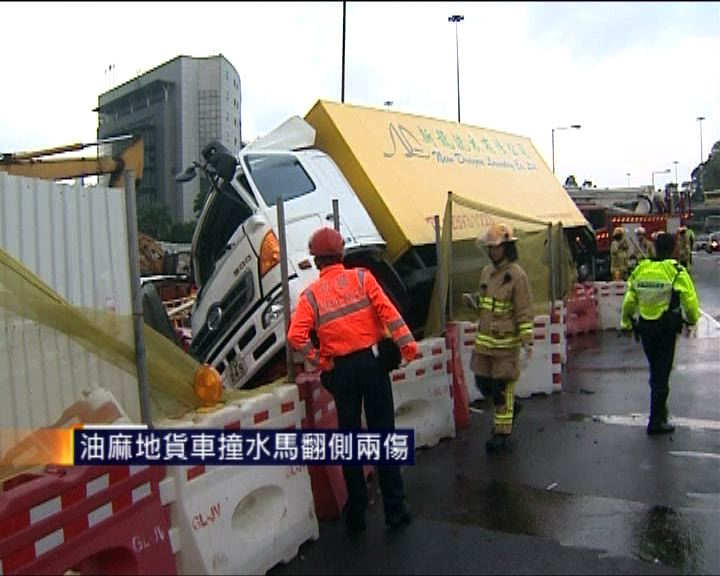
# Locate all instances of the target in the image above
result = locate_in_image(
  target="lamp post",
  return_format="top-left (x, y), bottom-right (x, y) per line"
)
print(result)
top-left (626, 172), bottom-right (631, 186)
top-left (341, 1), bottom-right (346, 103)
top-left (652, 168), bottom-right (671, 192)
top-left (448, 14), bottom-right (464, 123)
top-left (551, 124), bottom-right (581, 174)
top-left (696, 115), bottom-right (705, 208)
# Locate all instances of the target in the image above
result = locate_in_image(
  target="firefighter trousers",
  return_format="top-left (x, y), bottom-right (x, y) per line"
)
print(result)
top-left (475, 375), bottom-right (516, 435)
top-left (331, 346), bottom-right (406, 517)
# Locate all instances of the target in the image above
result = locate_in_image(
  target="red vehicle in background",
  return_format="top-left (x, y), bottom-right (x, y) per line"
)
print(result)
top-left (576, 203), bottom-right (683, 280)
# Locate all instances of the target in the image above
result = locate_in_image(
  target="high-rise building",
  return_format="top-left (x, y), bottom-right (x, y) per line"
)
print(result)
top-left (96, 54), bottom-right (241, 224)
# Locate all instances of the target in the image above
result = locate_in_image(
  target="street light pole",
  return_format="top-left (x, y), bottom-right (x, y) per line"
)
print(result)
top-left (449, 14), bottom-right (464, 123)
top-left (551, 124), bottom-right (581, 174)
top-left (652, 168), bottom-right (670, 192)
top-left (696, 115), bottom-right (705, 207)
top-left (626, 172), bottom-right (631, 186)
top-left (341, 1), bottom-right (346, 103)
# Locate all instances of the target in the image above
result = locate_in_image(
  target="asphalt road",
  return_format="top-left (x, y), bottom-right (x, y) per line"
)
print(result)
top-left (270, 266), bottom-right (720, 576)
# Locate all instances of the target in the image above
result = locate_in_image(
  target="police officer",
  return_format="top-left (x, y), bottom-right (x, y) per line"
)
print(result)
top-left (469, 223), bottom-right (534, 454)
top-left (621, 232), bottom-right (699, 435)
top-left (288, 227), bottom-right (418, 532)
top-left (610, 226), bottom-right (630, 280)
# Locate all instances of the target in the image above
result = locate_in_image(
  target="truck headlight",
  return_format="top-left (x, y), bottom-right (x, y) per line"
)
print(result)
top-left (262, 293), bottom-right (284, 329)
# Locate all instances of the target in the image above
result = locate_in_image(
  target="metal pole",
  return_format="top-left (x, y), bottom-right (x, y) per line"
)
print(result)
top-left (551, 128), bottom-right (555, 174)
top-left (455, 22), bottom-right (461, 123)
top-left (341, 1), bottom-right (346, 103)
top-left (277, 197), bottom-right (295, 383)
top-left (332, 198), bottom-right (340, 231)
top-left (447, 191), bottom-right (454, 321)
top-left (124, 170), bottom-right (153, 427)
top-left (434, 214), bottom-right (445, 334)
top-left (548, 223), bottom-right (557, 305)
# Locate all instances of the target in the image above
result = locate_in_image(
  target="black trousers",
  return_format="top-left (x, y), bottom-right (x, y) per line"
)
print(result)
top-left (330, 347), bottom-right (406, 516)
top-left (638, 318), bottom-right (678, 425)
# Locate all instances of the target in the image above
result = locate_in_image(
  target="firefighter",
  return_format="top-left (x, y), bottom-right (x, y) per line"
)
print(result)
top-left (674, 226), bottom-right (692, 271)
top-left (287, 227), bottom-right (418, 532)
top-left (610, 226), bottom-right (630, 280)
top-left (469, 223), bottom-right (534, 454)
top-left (621, 232), bottom-right (699, 435)
top-left (629, 226), bottom-right (655, 271)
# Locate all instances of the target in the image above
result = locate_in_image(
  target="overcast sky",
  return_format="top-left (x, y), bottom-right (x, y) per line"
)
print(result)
top-left (1, 1), bottom-right (718, 188)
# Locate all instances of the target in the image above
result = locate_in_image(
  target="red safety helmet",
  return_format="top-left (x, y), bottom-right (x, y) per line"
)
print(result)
top-left (308, 227), bottom-right (345, 257)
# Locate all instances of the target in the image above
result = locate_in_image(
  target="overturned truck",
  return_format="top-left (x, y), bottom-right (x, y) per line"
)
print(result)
top-left (186, 100), bottom-right (594, 389)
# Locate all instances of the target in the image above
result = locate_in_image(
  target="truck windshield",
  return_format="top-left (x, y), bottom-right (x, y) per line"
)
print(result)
top-left (195, 180), bottom-right (253, 286)
top-left (243, 153), bottom-right (316, 206)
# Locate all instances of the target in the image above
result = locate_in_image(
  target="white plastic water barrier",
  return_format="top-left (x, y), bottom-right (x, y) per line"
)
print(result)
top-left (515, 315), bottom-right (553, 399)
top-left (156, 384), bottom-right (319, 575)
top-left (391, 338), bottom-right (456, 449)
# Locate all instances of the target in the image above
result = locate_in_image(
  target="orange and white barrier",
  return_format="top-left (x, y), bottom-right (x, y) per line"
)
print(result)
top-left (550, 302), bottom-right (567, 393)
top-left (594, 281), bottom-right (626, 331)
top-left (294, 371), bottom-right (347, 522)
top-left (443, 324), bottom-right (470, 430)
top-left (156, 385), bottom-right (319, 575)
top-left (550, 301), bottom-right (567, 365)
top-left (565, 283), bottom-right (599, 336)
top-left (391, 338), bottom-right (456, 449)
top-left (0, 465), bottom-right (176, 575)
top-left (515, 315), bottom-right (553, 399)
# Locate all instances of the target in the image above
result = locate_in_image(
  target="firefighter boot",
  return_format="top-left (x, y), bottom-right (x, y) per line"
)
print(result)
top-left (485, 433), bottom-right (513, 454)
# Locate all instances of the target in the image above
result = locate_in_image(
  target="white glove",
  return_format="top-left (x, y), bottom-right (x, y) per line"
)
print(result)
top-left (462, 293), bottom-right (479, 310)
top-left (522, 341), bottom-right (533, 359)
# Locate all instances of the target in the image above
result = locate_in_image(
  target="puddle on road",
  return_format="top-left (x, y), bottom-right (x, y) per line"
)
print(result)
top-left (415, 476), bottom-right (712, 574)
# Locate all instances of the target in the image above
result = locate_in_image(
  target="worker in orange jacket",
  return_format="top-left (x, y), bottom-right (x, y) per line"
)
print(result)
top-left (288, 227), bottom-right (418, 533)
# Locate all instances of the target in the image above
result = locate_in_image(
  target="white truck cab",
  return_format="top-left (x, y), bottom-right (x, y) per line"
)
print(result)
top-left (185, 117), bottom-right (387, 389)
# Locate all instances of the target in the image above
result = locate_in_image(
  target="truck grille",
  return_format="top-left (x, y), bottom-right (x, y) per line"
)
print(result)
top-left (190, 271), bottom-right (255, 362)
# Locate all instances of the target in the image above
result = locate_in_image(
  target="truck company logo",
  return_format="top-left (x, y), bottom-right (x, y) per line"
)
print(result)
top-left (383, 121), bottom-right (537, 173)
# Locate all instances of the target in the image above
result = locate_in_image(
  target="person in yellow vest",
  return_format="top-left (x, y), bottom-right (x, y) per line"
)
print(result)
top-left (610, 226), bottom-right (630, 280)
top-left (468, 223), bottom-right (534, 454)
top-left (621, 232), bottom-right (699, 435)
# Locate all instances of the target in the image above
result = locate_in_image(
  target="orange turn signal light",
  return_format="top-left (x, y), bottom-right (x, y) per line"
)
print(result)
top-left (193, 364), bottom-right (223, 407)
top-left (259, 230), bottom-right (281, 278)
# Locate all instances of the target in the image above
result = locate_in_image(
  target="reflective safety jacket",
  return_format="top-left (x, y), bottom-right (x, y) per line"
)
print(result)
top-left (287, 264), bottom-right (417, 371)
top-left (474, 260), bottom-right (534, 355)
top-left (621, 258), bottom-right (699, 329)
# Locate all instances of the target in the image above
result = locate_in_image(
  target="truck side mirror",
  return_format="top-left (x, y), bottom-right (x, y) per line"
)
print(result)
top-left (175, 165), bottom-right (197, 183)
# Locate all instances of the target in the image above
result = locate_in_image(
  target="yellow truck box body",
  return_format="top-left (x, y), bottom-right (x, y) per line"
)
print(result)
top-left (305, 100), bottom-right (588, 262)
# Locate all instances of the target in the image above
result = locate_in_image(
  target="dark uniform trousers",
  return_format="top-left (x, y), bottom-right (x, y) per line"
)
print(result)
top-left (330, 347), bottom-right (406, 517)
top-left (638, 318), bottom-right (678, 425)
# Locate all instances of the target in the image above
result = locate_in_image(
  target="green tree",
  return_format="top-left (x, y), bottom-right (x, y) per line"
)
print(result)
top-left (167, 221), bottom-right (196, 243)
top-left (691, 140), bottom-right (720, 198)
top-left (193, 174), bottom-right (212, 218)
top-left (137, 199), bottom-right (172, 239)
